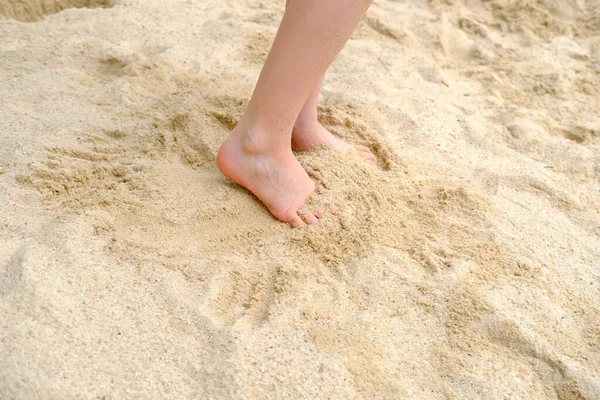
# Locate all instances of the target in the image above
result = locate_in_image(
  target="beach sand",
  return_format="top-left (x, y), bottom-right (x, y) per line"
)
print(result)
top-left (1, 0), bottom-right (599, 398)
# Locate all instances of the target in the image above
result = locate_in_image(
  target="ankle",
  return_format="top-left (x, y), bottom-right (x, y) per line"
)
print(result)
top-left (293, 118), bottom-right (320, 134)
top-left (292, 107), bottom-right (319, 131)
top-left (233, 122), bottom-right (291, 157)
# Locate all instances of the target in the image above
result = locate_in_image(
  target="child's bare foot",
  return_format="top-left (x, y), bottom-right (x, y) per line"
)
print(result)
top-left (291, 121), bottom-right (376, 163)
top-left (217, 125), bottom-right (319, 228)
top-left (215, 0), bottom-right (373, 226)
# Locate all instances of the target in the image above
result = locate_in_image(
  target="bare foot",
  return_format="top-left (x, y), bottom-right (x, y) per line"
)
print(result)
top-left (291, 121), bottom-right (376, 163)
top-left (217, 125), bottom-right (318, 228)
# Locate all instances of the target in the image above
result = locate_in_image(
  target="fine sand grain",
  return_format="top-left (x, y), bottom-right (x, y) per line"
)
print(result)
top-left (1, 0), bottom-right (599, 398)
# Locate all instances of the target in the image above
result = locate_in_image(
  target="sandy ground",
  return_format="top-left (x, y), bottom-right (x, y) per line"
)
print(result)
top-left (1, 0), bottom-right (599, 398)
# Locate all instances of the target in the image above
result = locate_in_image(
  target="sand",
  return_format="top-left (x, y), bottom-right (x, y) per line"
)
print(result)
top-left (1, 0), bottom-right (599, 398)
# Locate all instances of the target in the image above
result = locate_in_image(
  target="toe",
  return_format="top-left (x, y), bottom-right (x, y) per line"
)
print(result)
top-left (314, 208), bottom-right (325, 219)
top-left (288, 213), bottom-right (304, 228)
top-left (329, 204), bottom-right (340, 215)
top-left (299, 209), bottom-right (318, 225)
top-left (354, 144), bottom-right (371, 153)
top-left (354, 146), bottom-right (377, 164)
top-left (363, 152), bottom-right (377, 164)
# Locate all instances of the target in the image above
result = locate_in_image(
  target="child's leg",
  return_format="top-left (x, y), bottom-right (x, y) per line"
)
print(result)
top-left (217, 0), bottom-right (372, 227)
top-left (291, 75), bottom-right (376, 162)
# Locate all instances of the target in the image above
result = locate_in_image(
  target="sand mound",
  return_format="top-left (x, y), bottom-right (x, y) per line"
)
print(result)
top-left (1, 0), bottom-right (599, 398)
top-left (0, 0), bottom-right (113, 21)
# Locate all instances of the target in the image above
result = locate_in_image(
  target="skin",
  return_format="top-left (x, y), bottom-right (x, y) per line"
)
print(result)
top-left (217, 0), bottom-right (373, 227)
top-left (292, 74), bottom-right (377, 161)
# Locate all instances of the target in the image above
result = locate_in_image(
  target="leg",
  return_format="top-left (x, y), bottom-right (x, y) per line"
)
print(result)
top-left (217, 0), bottom-right (372, 227)
top-left (292, 75), bottom-right (377, 162)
